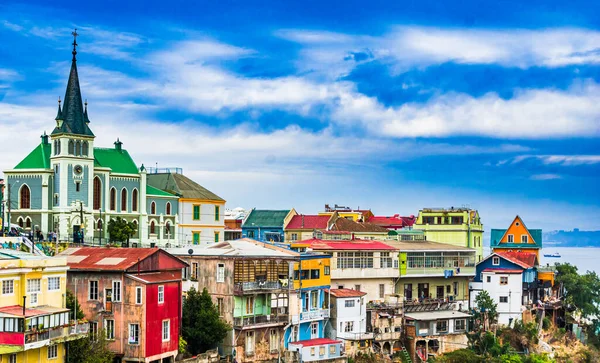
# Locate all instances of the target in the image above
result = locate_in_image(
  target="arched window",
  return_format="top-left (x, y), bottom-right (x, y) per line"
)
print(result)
top-left (132, 189), bottom-right (138, 212)
top-left (150, 201), bottom-right (156, 215)
top-left (68, 140), bottom-right (74, 155)
top-left (97, 219), bottom-right (103, 230)
top-left (25, 218), bottom-right (31, 229)
top-left (82, 141), bottom-right (89, 156)
top-left (20, 185), bottom-right (31, 209)
top-left (57, 140), bottom-right (61, 155)
top-left (53, 140), bottom-right (58, 155)
top-left (18, 218), bottom-right (24, 228)
top-left (165, 221), bottom-right (171, 236)
top-left (121, 189), bottom-right (127, 212)
top-left (54, 194), bottom-right (59, 206)
top-left (75, 141), bottom-right (81, 156)
top-left (166, 202), bottom-right (171, 216)
top-left (150, 220), bottom-right (156, 234)
top-left (93, 177), bottom-right (102, 210)
top-left (110, 188), bottom-right (116, 211)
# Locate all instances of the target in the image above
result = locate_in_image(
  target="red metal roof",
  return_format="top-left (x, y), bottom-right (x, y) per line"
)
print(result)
top-left (287, 215), bottom-right (330, 230)
top-left (298, 238), bottom-right (397, 251)
top-left (496, 251), bottom-right (537, 269)
top-left (61, 247), bottom-right (186, 271)
top-left (483, 268), bottom-right (523, 274)
top-left (368, 215), bottom-right (416, 228)
top-left (292, 338), bottom-right (342, 347)
top-left (326, 288), bottom-right (367, 298)
top-left (126, 271), bottom-right (181, 284)
top-left (0, 305), bottom-right (68, 318)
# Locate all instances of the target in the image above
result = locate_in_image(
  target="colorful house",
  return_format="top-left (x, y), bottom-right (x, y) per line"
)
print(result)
top-left (61, 247), bottom-right (187, 363)
top-left (413, 207), bottom-right (484, 262)
top-left (368, 214), bottom-right (416, 231)
top-left (326, 288), bottom-right (372, 357)
top-left (284, 215), bottom-right (331, 242)
top-left (490, 216), bottom-right (543, 260)
top-left (318, 205), bottom-right (374, 222)
top-left (0, 250), bottom-right (88, 363)
top-left (242, 209), bottom-right (297, 242)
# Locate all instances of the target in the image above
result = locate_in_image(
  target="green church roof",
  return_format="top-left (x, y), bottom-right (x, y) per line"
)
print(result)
top-left (93, 148), bottom-right (139, 174)
top-left (13, 143), bottom-right (51, 169)
top-left (243, 210), bottom-right (291, 228)
top-left (146, 185), bottom-right (176, 197)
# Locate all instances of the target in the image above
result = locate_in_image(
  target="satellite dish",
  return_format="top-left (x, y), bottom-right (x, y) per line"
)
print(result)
top-left (188, 249), bottom-right (194, 255)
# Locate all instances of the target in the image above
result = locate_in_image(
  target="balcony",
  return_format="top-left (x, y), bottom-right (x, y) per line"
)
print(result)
top-left (234, 281), bottom-right (287, 294)
top-left (23, 322), bottom-right (89, 350)
top-left (401, 266), bottom-right (475, 277)
top-left (299, 309), bottom-right (329, 322)
top-left (332, 267), bottom-right (398, 279)
top-left (233, 314), bottom-right (289, 328)
top-left (374, 330), bottom-right (402, 341)
top-left (337, 332), bottom-right (374, 340)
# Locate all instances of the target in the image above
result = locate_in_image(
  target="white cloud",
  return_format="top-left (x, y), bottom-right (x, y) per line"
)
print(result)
top-left (2, 20), bottom-right (23, 32)
top-left (513, 155), bottom-right (600, 166)
top-left (530, 173), bottom-right (562, 180)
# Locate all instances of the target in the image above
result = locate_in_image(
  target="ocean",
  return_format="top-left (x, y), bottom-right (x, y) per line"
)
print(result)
top-left (485, 247), bottom-right (600, 275)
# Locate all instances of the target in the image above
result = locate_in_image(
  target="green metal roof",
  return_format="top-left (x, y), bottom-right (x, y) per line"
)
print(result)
top-left (243, 210), bottom-right (290, 228)
top-left (147, 173), bottom-right (224, 201)
top-left (490, 228), bottom-right (543, 249)
top-left (14, 143), bottom-right (51, 169)
top-left (93, 148), bottom-right (139, 174)
top-left (146, 184), bottom-right (176, 197)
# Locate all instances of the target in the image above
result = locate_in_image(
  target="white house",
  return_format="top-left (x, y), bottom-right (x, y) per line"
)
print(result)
top-left (326, 288), bottom-right (373, 356)
top-left (470, 268), bottom-right (523, 326)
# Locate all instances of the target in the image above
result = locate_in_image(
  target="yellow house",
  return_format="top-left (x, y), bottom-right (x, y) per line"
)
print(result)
top-left (0, 250), bottom-right (88, 362)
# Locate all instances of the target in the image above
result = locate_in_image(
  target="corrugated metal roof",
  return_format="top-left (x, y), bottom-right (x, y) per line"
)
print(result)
top-left (147, 173), bottom-right (224, 201)
top-left (405, 310), bottom-right (471, 321)
top-left (286, 215), bottom-right (330, 230)
top-left (326, 288), bottom-right (367, 298)
top-left (244, 209), bottom-right (291, 228)
top-left (167, 238), bottom-right (299, 258)
top-left (61, 247), bottom-right (156, 271)
top-left (126, 271), bottom-right (180, 284)
top-left (297, 238), bottom-right (398, 251)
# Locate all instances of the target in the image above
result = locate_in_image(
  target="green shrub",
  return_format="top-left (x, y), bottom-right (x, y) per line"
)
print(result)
top-left (542, 317), bottom-right (551, 330)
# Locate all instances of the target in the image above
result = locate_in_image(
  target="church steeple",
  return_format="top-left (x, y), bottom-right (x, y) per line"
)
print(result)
top-left (55, 97), bottom-right (63, 121)
top-left (51, 29), bottom-right (94, 137)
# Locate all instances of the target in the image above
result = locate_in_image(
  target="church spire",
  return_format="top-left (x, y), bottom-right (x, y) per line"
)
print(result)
top-left (51, 29), bottom-right (94, 137)
top-left (55, 97), bottom-right (63, 121)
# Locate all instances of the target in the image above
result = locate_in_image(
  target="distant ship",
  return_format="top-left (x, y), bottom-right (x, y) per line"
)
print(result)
top-left (544, 252), bottom-right (561, 258)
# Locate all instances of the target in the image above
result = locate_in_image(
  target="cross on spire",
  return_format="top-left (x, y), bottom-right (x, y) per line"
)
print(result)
top-left (72, 28), bottom-right (79, 60)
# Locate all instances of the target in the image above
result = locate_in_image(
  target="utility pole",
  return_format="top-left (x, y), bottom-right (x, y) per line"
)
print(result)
top-left (79, 201), bottom-right (84, 244)
top-left (99, 208), bottom-right (102, 246)
top-left (7, 183), bottom-right (11, 234)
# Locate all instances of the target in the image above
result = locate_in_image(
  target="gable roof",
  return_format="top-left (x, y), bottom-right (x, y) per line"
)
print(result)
top-left (244, 209), bottom-right (291, 228)
top-left (327, 288), bottom-right (367, 298)
top-left (296, 238), bottom-right (397, 251)
top-left (496, 251), bottom-right (538, 268)
top-left (146, 184), bottom-right (176, 197)
top-left (368, 215), bottom-right (416, 228)
top-left (286, 215), bottom-right (330, 230)
top-left (479, 252), bottom-right (535, 270)
top-left (491, 217), bottom-right (543, 250)
top-left (14, 142), bottom-right (51, 169)
top-left (147, 173), bottom-right (224, 201)
top-left (330, 217), bottom-right (389, 233)
top-left (94, 148), bottom-right (139, 174)
top-left (60, 247), bottom-right (186, 271)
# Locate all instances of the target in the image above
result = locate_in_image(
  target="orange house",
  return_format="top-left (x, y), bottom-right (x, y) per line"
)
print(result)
top-left (490, 216), bottom-right (542, 260)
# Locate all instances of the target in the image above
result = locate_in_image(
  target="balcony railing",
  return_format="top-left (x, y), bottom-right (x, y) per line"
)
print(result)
top-left (23, 322), bottom-right (89, 349)
top-left (402, 266), bottom-right (475, 277)
top-left (337, 331), bottom-right (374, 340)
top-left (25, 330), bottom-right (49, 344)
top-left (233, 314), bottom-right (289, 328)
top-left (300, 309), bottom-right (329, 321)
top-left (234, 281), bottom-right (285, 293)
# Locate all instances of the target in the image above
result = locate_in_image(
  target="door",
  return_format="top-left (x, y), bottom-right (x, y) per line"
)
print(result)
top-left (105, 288), bottom-right (113, 312)
top-left (436, 286), bottom-right (444, 299)
top-left (418, 283), bottom-right (429, 300)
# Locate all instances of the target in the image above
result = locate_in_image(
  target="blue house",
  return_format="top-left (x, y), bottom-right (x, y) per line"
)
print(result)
top-left (473, 251), bottom-right (538, 284)
top-left (242, 209), bottom-right (296, 242)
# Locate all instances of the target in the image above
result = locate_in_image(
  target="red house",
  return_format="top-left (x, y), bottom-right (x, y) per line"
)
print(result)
top-left (61, 247), bottom-right (187, 363)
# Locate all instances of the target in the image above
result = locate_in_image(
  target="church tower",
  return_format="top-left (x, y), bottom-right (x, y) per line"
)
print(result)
top-left (50, 29), bottom-right (96, 238)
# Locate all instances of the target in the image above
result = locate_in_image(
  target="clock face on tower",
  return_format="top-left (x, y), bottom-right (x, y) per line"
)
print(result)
top-left (74, 165), bottom-right (83, 175)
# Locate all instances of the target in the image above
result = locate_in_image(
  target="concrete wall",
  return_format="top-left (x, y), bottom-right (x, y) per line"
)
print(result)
top-left (330, 278), bottom-right (395, 304)
top-left (470, 271), bottom-right (523, 326)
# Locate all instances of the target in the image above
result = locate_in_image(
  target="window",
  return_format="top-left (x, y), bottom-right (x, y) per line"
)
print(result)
top-left (446, 285), bottom-right (451, 293)
top-left (215, 205), bottom-right (220, 221)
top-left (246, 296), bottom-right (254, 314)
top-left (150, 221), bottom-right (156, 234)
top-left (486, 276), bottom-right (491, 283)
top-left (310, 322), bottom-right (318, 338)
top-left (2, 280), bottom-right (14, 295)
top-left (110, 188), bottom-right (116, 211)
top-left (68, 140), bottom-right (74, 154)
top-left (521, 235), bottom-right (528, 243)
top-left (165, 221), bottom-right (172, 238)
top-left (54, 194), bottom-right (59, 206)
top-left (455, 319), bottom-right (466, 331)
top-left (379, 284), bottom-right (385, 299)
top-left (75, 140), bottom-right (81, 155)
top-left (89, 322), bottom-right (98, 340)
top-left (89, 281), bottom-right (98, 300)
top-left (311, 291), bottom-right (318, 310)
top-left (436, 320), bottom-right (448, 333)
top-left (150, 201), bottom-right (156, 215)
top-left (345, 300), bottom-right (355, 308)
top-left (20, 185), bottom-right (31, 209)
top-left (165, 202), bottom-right (171, 215)
top-left (193, 205), bottom-right (200, 220)
top-left (500, 276), bottom-right (508, 285)
top-left (162, 320), bottom-right (170, 341)
top-left (246, 331), bottom-right (255, 354)
top-left (193, 232), bottom-right (200, 245)
top-left (27, 279), bottom-right (41, 293)
top-left (112, 281), bottom-right (121, 302)
top-left (48, 344), bottom-right (58, 359)
top-left (93, 177), bottom-right (101, 210)
top-left (214, 232), bottom-right (219, 243)
top-left (270, 329), bottom-right (279, 352)
top-left (132, 189), bottom-right (138, 212)
top-left (311, 347), bottom-right (316, 356)
top-left (128, 324), bottom-right (140, 344)
top-left (82, 141), bottom-right (88, 156)
top-left (217, 298), bottom-right (224, 316)
top-left (9, 354), bottom-right (17, 363)
top-left (507, 234), bottom-right (514, 243)
top-left (492, 257), bottom-right (500, 266)
top-left (319, 346), bottom-right (325, 356)
top-left (217, 264), bottom-right (225, 283)
top-left (135, 287), bottom-right (143, 304)
top-left (26, 218), bottom-right (31, 229)
top-left (500, 296), bottom-right (508, 303)
top-left (344, 321), bottom-right (354, 332)
top-left (48, 277), bottom-right (60, 291)
top-left (337, 251), bottom-right (374, 269)
top-left (192, 262), bottom-right (199, 280)
top-left (75, 182), bottom-right (80, 192)
top-left (121, 189), bottom-right (127, 212)
top-left (380, 252), bottom-right (393, 268)
top-left (354, 285), bottom-right (361, 292)
top-left (324, 266), bottom-right (330, 275)
top-left (310, 269), bottom-right (320, 279)
top-left (291, 233), bottom-right (298, 241)
top-left (105, 319), bottom-right (115, 340)
top-left (404, 283), bottom-right (413, 300)
top-left (158, 285), bottom-right (164, 303)
top-left (248, 230), bottom-right (255, 238)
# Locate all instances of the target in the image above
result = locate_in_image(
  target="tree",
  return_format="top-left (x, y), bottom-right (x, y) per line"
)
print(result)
top-left (66, 290), bottom-right (84, 320)
top-left (555, 263), bottom-right (600, 319)
top-left (66, 330), bottom-right (114, 363)
top-left (182, 287), bottom-right (231, 355)
top-left (472, 290), bottom-right (498, 330)
top-left (107, 217), bottom-right (137, 244)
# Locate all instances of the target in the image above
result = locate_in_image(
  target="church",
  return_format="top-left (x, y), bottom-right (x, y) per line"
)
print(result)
top-left (3, 31), bottom-right (225, 246)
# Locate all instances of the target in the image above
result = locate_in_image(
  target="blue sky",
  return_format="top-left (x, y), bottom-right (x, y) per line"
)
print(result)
top-left (1, 0), bottom-right (600, 231)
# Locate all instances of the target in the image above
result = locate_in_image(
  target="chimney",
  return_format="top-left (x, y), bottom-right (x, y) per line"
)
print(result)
top-left (40, 132), bottom-right (49, 145)
top-left (114, 138), bottom-right (123, 152)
